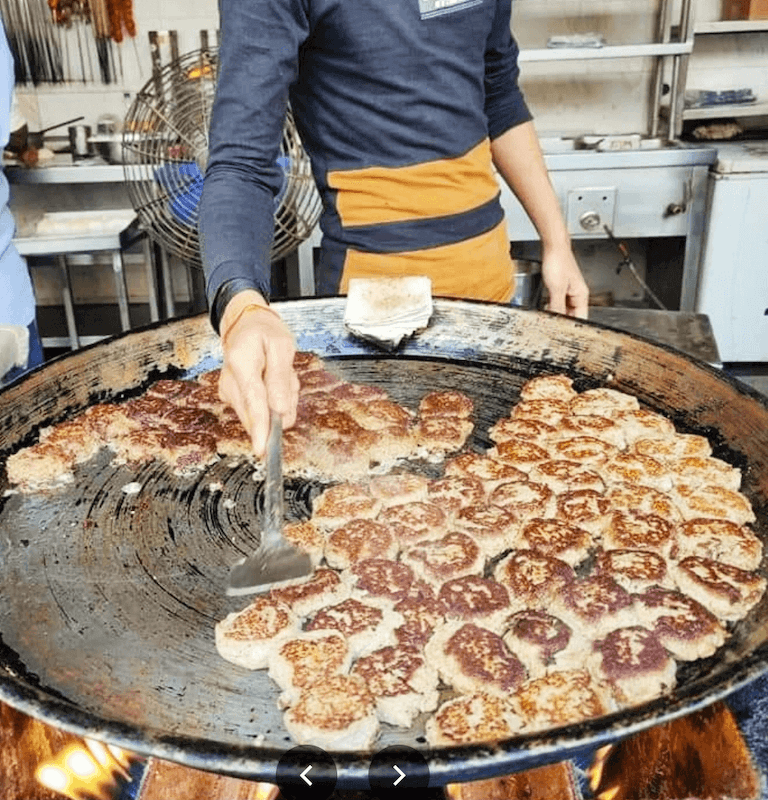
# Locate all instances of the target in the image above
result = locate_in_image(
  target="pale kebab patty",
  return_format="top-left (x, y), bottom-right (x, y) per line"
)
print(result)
top-left (14, 356), bottom-right (759, 751)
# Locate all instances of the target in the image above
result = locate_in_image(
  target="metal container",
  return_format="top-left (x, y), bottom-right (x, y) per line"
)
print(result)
top-left (0, 299), bottom-right (767, 787)
top-left (92, 115), bottom-right (124, 164)
top-left (27, 115), bottom-right (86, 149)
top-left (90, 134), bottom-right (124, 164)
top-left (510, 259), bottom-right (542, 309)
top-left (68, 124), bottom-right (93, 160)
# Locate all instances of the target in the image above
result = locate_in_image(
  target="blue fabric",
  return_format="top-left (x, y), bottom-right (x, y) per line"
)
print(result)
top-left (1, 20), bottom-right (36, 330)
top-left (158, 156), bottom-right (290, 227)
top-left (198, 0), bottom-right (530, 306)
top-left (725, 672), bottom-right (768, 780)
top-left (154, 162), bottom-right (205, 226)
top-left (331, 195), bottom-right (505, 254)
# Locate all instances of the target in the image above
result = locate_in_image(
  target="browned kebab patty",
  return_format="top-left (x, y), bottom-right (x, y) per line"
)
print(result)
top-left (4, 357), bottom-right (764, 751)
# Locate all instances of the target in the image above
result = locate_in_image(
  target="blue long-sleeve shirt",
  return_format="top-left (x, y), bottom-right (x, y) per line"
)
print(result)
top-left (199, 0), bottom-right (531, 324)
top-left (1, 21), bottom-right (36, 328)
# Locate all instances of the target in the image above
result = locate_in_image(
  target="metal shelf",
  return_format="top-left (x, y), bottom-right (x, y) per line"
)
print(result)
top-left (675, 17), bottom-right (768, 132)
top-left (683, 102), bottom-right (768, 120)
top-left (694, 20), bottom-right (768, 33)
top-left (514, 0), bottom-right (696, 137)
top-left (4, 161), bottom-right (125, 184)
top-left (519, 42), bottom-right (693, 62)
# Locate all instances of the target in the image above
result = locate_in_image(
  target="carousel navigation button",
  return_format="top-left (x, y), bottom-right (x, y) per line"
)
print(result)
top-left (368, 745), bottom-right (430, 790)
top-left (276, 745), bottom-right (337, 800)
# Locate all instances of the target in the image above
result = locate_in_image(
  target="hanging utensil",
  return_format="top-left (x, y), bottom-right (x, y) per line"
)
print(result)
top-left (27, 114), bottom-right (85, 147)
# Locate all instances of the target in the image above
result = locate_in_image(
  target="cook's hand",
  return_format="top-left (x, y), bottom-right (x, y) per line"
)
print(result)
top-left (541, 246), bottom-right (590, 319)
top-left (218, 291), bottom-right (300, 457)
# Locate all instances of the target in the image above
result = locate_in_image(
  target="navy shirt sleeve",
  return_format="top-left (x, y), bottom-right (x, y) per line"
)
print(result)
top-left (198, 0), bottom-right (310, 320)
top-left (484, 0), bottom-right (532, 140)
top-left (199, 0), bottom-right (530, 327)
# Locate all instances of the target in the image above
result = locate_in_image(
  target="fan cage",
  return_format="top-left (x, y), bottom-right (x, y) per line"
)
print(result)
top-left (122, 47), bottom-right (322, 269)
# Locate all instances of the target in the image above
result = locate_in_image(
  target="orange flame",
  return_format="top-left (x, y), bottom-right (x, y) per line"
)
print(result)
top-left (445, 762), bottom-right (578, 800)
top-left (186, 64), bottom-right (214, 80)
top-left (251, 784), bottom-right (281, 800)
top-left (36, 739), bottom-right (138, 800)
top-left (586, 743), bottom-right (615, 799)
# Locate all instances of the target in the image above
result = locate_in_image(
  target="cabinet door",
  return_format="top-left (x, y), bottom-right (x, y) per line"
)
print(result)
top-left (696, 173), bottom-right (768, 361)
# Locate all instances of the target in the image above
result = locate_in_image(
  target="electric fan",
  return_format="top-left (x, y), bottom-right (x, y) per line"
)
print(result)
top-left (121, 47), bottom-right (321, 269)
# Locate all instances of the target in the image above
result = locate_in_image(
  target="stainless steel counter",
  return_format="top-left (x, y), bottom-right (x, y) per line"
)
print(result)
top-left (5, 143), bottom-right (718, 183)
top-left (589, 306), bottom-right (721, 366)
top-left (7, 143), bottom-right (719, 315)
top-left (498, 142), bottom-right (718, 312)
top-left (536, 140), bottom-right (717, 170)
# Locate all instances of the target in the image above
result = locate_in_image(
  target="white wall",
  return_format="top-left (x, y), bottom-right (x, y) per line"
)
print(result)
top-left (512, 0), bottom-right (661, 137)
top-left (15, 0), bottom-right (766, 141)
top-left (14, 0), bottom-right (220, 134)
top-left (513, 0), bottom-right (768, 136)
top-left (14, 0), bottom-right (768, 141)
top-left (9, 0), bottom-right (218, 312)
top-left (687, 0), bottom-right (768, 118)
top-left (17, 0), bottom-right (661, 139)
top-left (15, 0), bottom-right (754, 313)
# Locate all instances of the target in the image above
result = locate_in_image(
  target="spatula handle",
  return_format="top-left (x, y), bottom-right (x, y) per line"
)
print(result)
top-left (261, 410), bottom-right (284, 548)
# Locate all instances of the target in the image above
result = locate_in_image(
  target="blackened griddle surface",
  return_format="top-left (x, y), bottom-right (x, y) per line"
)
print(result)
top-left (0, 298), bottom-right (766, 788)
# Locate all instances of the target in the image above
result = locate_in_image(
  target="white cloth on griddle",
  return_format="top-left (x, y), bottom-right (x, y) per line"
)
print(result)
top-left (344, 276), bottom-right (433, 350)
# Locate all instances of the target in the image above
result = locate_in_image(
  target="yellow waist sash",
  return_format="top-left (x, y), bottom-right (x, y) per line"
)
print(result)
top-left (339, 220), bottom-right (515, 303)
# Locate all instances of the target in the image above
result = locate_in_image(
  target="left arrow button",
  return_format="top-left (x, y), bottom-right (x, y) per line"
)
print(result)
top-left (276, 746), bottom-right (337, 800)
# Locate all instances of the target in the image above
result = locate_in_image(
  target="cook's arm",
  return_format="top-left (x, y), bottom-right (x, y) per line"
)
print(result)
top-left (490, 123), bottom-right (589, 318)
top-left (198, 0), bottom-right (308, 455)
top-left (484, 0), bottom-right (588, 318)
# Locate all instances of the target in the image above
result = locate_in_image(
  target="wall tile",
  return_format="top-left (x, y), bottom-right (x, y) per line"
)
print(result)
top-left (13, 91), bottom-right (41, 131)
top-left (687, 32), bottom-right (768, 98)
top-left (161, 0), bottom-right (218, 20)
top-left (16, 1), bottom-right (768, 157)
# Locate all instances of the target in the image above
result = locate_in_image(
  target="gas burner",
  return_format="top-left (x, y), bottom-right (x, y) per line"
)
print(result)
top-left (11, 677), bottom-right (768, 800)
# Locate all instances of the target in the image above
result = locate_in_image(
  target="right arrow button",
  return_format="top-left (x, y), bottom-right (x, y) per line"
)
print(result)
top-left (369, 746), bottom-right (430, 791)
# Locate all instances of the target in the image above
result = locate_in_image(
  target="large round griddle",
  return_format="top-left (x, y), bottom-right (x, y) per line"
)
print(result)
top-left (0, 298), bottom-right (767, 788)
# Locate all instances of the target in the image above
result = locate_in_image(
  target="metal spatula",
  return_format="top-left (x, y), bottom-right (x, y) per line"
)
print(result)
top-left (226, 410), bottom-right (313, 596)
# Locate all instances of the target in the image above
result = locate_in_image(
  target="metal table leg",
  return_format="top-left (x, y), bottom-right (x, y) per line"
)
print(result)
top-left (142, 236), bottom-right (161, 322)
top-left (111, 250), bottom-right (132, 331)
top-left (297, 226), bottom-right (320, 296)
top-left (158, 246), bottom-right (176, 318)
top-left (56, 256), bottom-right (80, 351)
